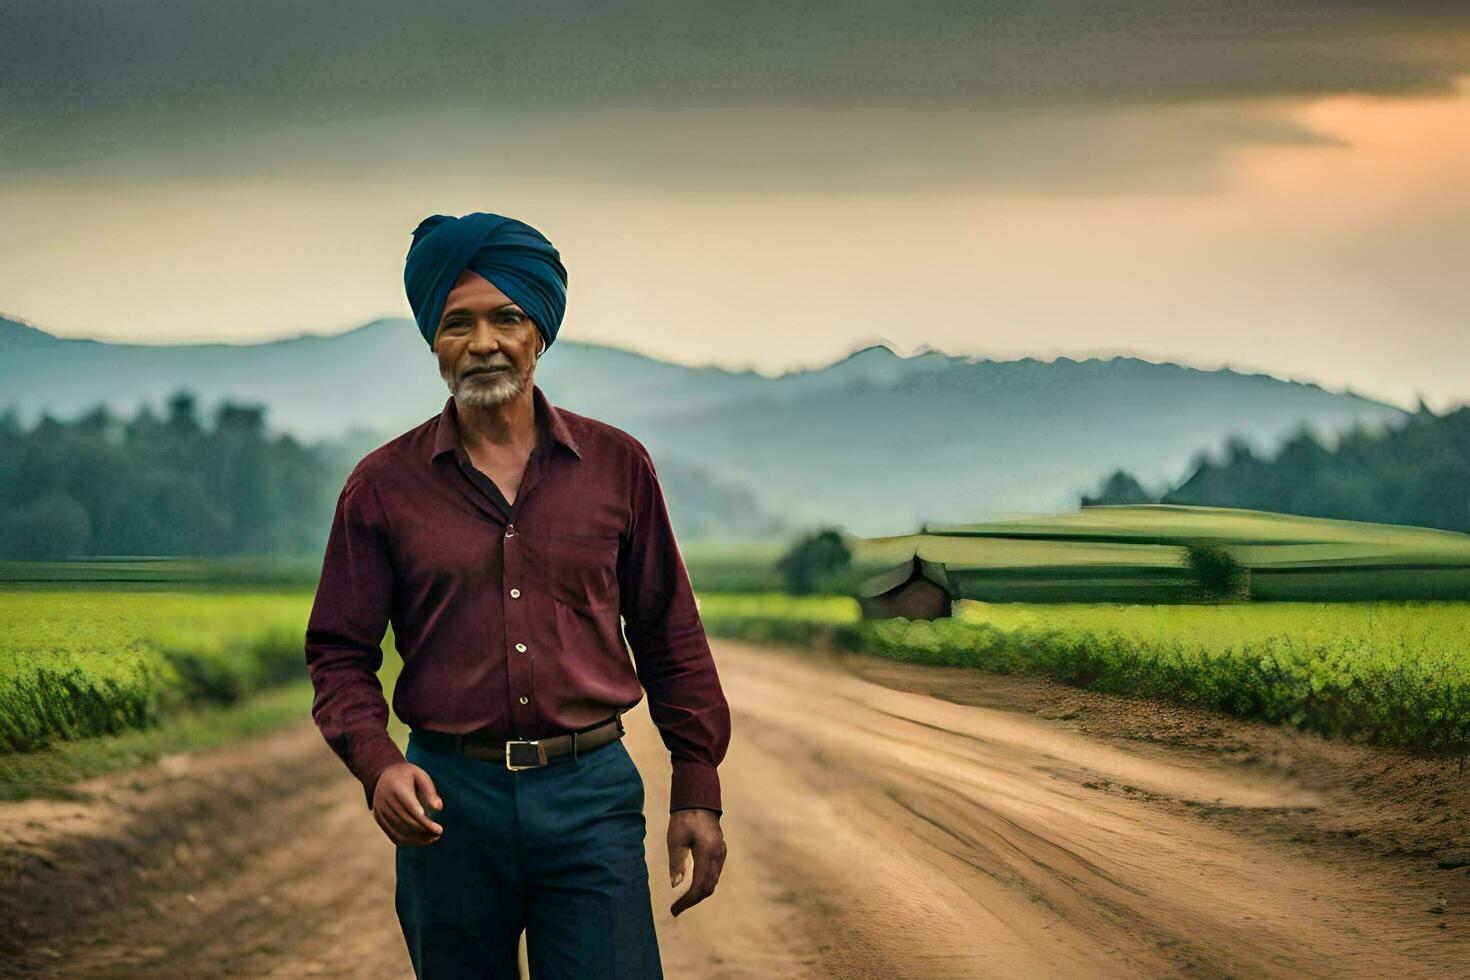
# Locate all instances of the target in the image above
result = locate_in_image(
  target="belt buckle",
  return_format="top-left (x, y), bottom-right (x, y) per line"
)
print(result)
top-left (505, 739), bottom-right (548, 770)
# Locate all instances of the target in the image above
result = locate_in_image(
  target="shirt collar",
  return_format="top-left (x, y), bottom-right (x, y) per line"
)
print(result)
top-left (430, 383), bottom-right (583, 463)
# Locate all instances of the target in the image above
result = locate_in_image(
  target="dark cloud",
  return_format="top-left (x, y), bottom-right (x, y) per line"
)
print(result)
top-left (3, 1), bottom-right (1468, 170)
top-left (26, 103), bottom-right (1342, 196)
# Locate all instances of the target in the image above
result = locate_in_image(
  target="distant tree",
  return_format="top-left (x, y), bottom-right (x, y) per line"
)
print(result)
top-left (214, 403), bottom-right (268, 438)
top-left (1081, 469), bottom-right (1155, 507)
top-left (167, 389), bottom-right (201, 434)
top-left (1145, 406), bottom-right (1470, 534)
top-left (75, 404), bottom-right (118, 442)
top-left (1184, 543), bottom-right (1246, 599)
top-left (0, 489), bottom-right (90, 557)
top-left (777, 526), bottom-right (853, 595)
top-left (0, 389), bottom-right (347, 559)
top-left (1268, 426), bottom-right (1331, 513)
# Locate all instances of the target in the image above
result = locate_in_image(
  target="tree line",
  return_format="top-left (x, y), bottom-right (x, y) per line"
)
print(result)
top-left (7, 391), bottom-right (1465, 560)
top-left (0, 391), bottom-right (347, 559)
top-left (1084, 403), bottom-right (1470, 534)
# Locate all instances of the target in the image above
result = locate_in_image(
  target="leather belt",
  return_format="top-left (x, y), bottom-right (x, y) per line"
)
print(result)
top-left (410, 713), bottom-right (625, 770)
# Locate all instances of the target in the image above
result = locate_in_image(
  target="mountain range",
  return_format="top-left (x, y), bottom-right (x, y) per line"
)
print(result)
top-left (0, 314), bottom-right (1407, 537)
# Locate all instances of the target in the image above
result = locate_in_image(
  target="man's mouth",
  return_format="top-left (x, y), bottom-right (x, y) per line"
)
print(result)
top-left (465, 366), bottom-right (510, 377)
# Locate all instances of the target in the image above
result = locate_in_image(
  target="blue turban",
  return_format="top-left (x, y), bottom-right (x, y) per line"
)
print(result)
top-left (404, 212), bottom-right (568, 351)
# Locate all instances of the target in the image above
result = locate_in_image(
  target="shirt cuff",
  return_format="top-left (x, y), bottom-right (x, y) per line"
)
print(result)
top-left (669, 759), bottom-right (722, 814)
top-left (354, 733), bottom-right (408, 810)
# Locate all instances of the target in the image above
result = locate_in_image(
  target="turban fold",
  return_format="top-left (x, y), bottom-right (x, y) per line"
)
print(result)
top-left (404, 212), bottom-right (568, 351)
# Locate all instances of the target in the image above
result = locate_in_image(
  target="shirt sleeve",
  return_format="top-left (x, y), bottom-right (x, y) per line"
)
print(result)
top-left (618, 444), bottom-right (732, 815)
top-left (304, 471), bottom-right (406, 810)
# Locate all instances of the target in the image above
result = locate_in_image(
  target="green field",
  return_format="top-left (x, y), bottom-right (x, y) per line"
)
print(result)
top-left (853, 504), bottom-right (1470, 603)
top-left (0, 591), bottom-right (319, 754)
top-left (6, 530), bottom-right (1470, 804)
top-left (9, 506), bottom-right (1470, 604)
top-left (0, 556), bottom-right (327, 590)
top-left (0, 542), bottom-right (795, 595)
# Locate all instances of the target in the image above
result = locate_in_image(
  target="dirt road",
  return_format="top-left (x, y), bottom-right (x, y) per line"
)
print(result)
top-left (4, 638), bottom-right (1469, 978)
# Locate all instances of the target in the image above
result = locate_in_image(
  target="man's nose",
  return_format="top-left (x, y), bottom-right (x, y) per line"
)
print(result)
top-left (466, 319), bottom-right (500, 351)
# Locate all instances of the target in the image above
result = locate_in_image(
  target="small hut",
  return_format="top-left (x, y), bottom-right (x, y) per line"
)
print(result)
top-left (856, 555), bottom-right (953, 620)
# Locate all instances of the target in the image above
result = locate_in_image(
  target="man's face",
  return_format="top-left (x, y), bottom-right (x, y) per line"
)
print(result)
top-left (434, 269), bottom-right (544, 409)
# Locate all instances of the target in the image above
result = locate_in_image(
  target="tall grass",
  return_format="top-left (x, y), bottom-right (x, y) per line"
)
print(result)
top-left (0, 592), bottom-right (315, 753)
top-left (698, 594), bottom-right (1470, 757)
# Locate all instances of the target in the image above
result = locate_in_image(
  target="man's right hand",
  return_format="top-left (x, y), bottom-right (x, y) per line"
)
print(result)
top-left (372, 762), bottom-right (444, 846)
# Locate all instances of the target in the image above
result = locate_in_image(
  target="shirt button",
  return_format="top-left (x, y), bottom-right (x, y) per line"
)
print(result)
top-left (515, 642), bottom-right (527, 652)
top-left (510, 588), bottom-right (521, 598)
top-left (519, 696), bottom-right (529, 704)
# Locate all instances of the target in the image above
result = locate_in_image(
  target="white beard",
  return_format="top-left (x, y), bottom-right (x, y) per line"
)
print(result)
top-left (444, 365), bottom-right (527, 408)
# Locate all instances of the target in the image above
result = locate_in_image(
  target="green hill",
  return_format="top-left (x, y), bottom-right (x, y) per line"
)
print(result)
top-left (856, 504), bottom-right (1470, 603)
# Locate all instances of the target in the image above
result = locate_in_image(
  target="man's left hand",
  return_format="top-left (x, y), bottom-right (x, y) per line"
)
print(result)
top-left (667, 807), bottom-right (726, 916)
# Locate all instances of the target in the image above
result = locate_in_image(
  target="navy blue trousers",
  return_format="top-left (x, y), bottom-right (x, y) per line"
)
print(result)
top-left (395, 729), bottom-right (664, 979)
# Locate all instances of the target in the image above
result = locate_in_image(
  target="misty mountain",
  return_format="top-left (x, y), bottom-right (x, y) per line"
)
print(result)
top-left (0, 314), bottom-right (1407, 537)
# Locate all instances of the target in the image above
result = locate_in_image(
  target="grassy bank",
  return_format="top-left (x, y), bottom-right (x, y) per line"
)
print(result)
top-left (0, 589), bottom-right (414, 801)
top-left (0, 680), bottom-right (310, 801)
top-left (0, 591), bottom-right (323, 754)
top-left (698, 593), bottom-right (1470, 757)
top-left (9, 585), bottom-right (1468, 804)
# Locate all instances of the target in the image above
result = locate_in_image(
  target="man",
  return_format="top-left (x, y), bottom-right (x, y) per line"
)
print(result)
top-left (304, 211), bottom-right (731, 979)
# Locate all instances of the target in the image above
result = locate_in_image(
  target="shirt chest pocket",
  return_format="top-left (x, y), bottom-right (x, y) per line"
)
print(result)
top-left (525, 530), bottom-right (621, 612)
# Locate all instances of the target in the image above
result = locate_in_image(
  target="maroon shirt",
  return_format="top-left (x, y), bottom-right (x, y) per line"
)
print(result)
top-left (304, 383), bottom-right (731, 814)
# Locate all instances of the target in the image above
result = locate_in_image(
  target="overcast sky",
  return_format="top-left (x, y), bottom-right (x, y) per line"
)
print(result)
top-left (2, 2), bottom-right (1468, 410)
